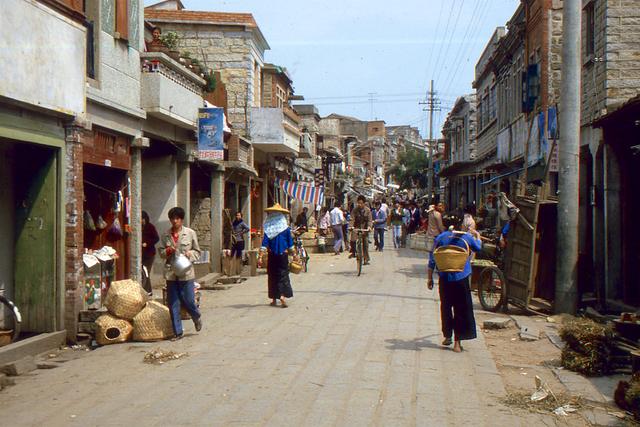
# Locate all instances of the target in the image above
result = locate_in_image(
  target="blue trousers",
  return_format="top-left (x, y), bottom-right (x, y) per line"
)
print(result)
top-left (332, 225), bottom-right (343, 253)
top-left (375, 228), bottom-right (385, 250)
top-left (166, 280), bottom-right (200, 336)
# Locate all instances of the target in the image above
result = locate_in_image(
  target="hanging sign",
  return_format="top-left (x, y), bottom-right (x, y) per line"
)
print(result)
top-left (198, 107), bottom-right (224, 160)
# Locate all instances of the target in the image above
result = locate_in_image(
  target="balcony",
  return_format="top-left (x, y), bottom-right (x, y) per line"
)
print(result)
top-left (248, 107), bottom-right (300, 155)
top-left (298, 132), bottom-right (314, 159)
top-left (140, 52), bottom-right (205, 129)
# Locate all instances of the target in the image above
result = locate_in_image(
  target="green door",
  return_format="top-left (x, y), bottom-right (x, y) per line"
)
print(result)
top-left (14, 146), bottom-right (58, 333)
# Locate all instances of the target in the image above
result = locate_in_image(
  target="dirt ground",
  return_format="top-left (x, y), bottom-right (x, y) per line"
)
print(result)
top-left (476, 309), bottom-right (639, 426)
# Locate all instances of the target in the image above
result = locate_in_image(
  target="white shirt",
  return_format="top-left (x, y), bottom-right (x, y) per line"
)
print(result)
top-left (330, 207), bottom-right (345, 226)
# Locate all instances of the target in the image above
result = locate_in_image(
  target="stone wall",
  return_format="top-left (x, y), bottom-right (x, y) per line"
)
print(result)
top-left (190, 196), bottom-right (212, 252)
top-left (604, 0), bottom-right (640, 108)
top-left (161, 24), bottom-right (264, 135)
top-left (581, 0), bottom-right (607, 125)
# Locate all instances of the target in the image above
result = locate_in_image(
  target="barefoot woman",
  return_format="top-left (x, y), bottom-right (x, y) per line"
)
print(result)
top-left (260, 203), bottom-right (295, 307)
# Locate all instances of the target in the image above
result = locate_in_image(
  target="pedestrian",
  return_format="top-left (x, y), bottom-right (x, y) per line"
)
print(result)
top-left (261, 203), bottom-right (295, 308)
top-left (141, 211), bottom-right (159, 296)
top-left (408, 203), bottom-right (421, 234)
top-left (427, 227), bottom-right (482, 352)
top-left (389, 202), bottom-right (404, 249)
top-left (426, 202), bottom-right (446, 252)
top-left (295, 207), bottom-right (309, 233)
top-left (330, 202), bottom-right (345, 255)
top-left (341, 206), bottom-right (350, 252)
top-left (373, 201), bottom-right (387, 251)
top-left (159, 207), bottom-right (202, 340)
top-left (401, 203), bottom-right (411, 247)
top-left (317, 208), bottom-right (330, 237)
top-left (460, 205), bottom-right (477, 233)
top-left (231, 211), bottom-right (250, 275)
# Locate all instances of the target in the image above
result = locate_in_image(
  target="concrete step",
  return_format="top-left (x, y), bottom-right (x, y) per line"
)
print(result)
top-left (0, 331), bottom-right (66, 366)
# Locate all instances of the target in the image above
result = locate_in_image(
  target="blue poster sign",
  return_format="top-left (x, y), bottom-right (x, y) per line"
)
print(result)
top-left (198, 107), bottom-right (224, 160)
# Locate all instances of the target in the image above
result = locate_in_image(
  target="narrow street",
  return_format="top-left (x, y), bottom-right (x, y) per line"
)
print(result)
top-left (0, 243), bottom-right (552, 426)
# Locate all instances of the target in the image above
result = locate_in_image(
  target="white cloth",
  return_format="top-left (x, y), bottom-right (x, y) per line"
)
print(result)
top-left (263, 213), bottom-right (289, 239)
top-left (330, 207), bottom-right (345, 226)
top-left (380, 203), bottom-right (390, 217)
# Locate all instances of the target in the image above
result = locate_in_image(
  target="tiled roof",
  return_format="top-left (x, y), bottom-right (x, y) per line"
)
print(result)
top-left (144, 9), bottom-right (258, 28)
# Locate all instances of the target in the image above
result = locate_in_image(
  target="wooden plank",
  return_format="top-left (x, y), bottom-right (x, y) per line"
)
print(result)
top-left (115, 0), bottom-right (128, 40)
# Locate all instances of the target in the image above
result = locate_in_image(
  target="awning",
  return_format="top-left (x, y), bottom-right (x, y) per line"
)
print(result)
top-left (480, 167), bottom-right (524, 186)
top-left (437, 161), bottom-right (475, 178)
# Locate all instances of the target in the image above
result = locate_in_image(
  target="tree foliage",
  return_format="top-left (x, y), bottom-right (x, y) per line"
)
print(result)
top-left (387, 148), bottom-right (430, 189)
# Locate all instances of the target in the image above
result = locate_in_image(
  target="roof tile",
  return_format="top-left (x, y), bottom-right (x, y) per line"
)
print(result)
top-left (144, 9), bottom-right (257, 27)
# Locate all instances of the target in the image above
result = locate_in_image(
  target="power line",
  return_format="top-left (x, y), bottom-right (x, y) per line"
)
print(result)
top-left (434, 0), bottom-right (466, 86)
top-left (430, 0), bottom-right (458, 82)
top-left (423, 0), bottom-right (446, 93)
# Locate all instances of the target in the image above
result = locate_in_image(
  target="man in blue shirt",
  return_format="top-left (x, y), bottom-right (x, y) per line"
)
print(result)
top-left (427, 228), bottom-right (482, 353)
top-left (373, 201), bottom-right (387, 251)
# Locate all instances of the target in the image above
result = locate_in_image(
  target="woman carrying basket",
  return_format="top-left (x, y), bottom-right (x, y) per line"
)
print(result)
top-left (260, 203), bottom-right (295, 308)
top-left (427, 227), bottom-right (482, 353)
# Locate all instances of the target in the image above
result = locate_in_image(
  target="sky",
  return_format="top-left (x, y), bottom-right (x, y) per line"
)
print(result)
top-left (147, 0), bottom-right (521, 138)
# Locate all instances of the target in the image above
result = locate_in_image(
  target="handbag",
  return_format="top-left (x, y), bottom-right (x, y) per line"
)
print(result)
top-left (433, 236), bottom-right (470, 272)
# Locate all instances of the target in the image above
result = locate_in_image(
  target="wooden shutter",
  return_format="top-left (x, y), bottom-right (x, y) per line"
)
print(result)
top-left (115, 0), bottom-right (129, 40)
top-left (56, 0), bottom-right (83, 13)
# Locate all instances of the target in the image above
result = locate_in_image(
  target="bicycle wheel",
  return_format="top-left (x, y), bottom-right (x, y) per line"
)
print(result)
top-left (0, 295), bottom-right (21, 343)
top-left (356, 239), bottom-right (363, 276)
top-left (478, 266), bottom-right (506, 312)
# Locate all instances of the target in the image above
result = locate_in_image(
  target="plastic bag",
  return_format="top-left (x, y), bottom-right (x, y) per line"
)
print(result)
top-left (108, 218), bottom-right (123, 238)
top-left (96, 215), bottom-right (108, 230)
top-left (84, 210), bottom-right (96, 231)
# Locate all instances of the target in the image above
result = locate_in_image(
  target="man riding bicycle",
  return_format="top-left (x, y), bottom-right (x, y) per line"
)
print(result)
top-left (349, 195), bottom-right (372, 264)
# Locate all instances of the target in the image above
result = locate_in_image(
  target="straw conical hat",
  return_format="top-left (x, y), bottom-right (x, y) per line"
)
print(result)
top-left (265, 203), bottom-right (289, 214)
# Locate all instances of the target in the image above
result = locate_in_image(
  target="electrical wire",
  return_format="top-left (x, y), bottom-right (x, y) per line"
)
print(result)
top-left (433, 0), bottom-right (466, 86)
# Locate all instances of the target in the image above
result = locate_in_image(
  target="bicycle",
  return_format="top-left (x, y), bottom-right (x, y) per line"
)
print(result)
top-left (0, 288), bottom-right (22, 343)
top-left (292, 227), bottom-right (309, 273)
top-left (476, 231), bottom-right (507, 312)
top-left (352, 228), bottom-right (370, 277)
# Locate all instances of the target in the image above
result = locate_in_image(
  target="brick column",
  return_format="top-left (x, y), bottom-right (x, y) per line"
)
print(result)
top-left (63, 125), bottom-right (85, 343)
top-left (129, 145), bottom-right (142, 282)
top-left (211, 168), bottom-right (225, 273)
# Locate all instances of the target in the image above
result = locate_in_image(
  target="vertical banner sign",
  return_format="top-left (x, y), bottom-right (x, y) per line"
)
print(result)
top-left (198, 107), bottom-right (224, 160)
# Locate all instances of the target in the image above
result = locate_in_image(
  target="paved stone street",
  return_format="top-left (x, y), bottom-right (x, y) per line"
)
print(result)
top-left (1, 244), bottom-right (550, 426)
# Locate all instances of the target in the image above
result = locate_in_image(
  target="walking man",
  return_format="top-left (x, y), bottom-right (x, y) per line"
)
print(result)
top-left (330, 202), bottom-right (345, 255)
top-left (373, 201), bottom-right (387, 251)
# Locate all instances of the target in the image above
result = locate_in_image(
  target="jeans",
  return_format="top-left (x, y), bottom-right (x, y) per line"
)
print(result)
top-left (166, 280), bottom-right (201, 336)
top-left (375, 228), bottom-right (385, 251)
top-left (392, 225), bottom-right (402, 248)
top-left (332, 225), bottom-right (343, 253)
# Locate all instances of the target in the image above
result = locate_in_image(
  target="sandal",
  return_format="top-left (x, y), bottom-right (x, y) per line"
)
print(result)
top-left (442, 337), bottom-right (452, 346)
top-left (270, 301), bottom-right (277, 306)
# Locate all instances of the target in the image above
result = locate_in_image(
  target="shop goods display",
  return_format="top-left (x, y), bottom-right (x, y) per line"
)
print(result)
top-left (104, 279), bottom-right (148, 320)
top-left (95, 313), bottom-right (133, 345)
top-left (96, 215), bottom-right (108, 230)
top-left (83, 210), bottom-right (96, 231)
top-left (133, 301), bottom-right (174, 342)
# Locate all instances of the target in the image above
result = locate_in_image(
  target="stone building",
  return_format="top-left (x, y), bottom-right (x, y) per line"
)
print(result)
top-left (439, 95), bottom-right (477, 212)
top-left (580, 0), bottom-right (640, 308)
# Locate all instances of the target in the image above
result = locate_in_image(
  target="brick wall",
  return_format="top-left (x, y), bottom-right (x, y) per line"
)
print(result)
top-left (581, 0), bottom-right (607, 124)
top-left (64, 126), bottom-right (84, 343)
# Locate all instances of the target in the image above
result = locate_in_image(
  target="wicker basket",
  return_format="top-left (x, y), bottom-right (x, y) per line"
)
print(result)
top-left (95, 314), bottom-right (133, 345)
top-left (289, 261), bottom-right (303, 274)
top-left (133, 301), bottom-right (174, 341)
top-left (104, 279), bottom-right (148, 320)
top-left (433, 238), bottom-right (470, 272)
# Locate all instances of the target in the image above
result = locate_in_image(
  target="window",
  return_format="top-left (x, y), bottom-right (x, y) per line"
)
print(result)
top-left (86, 20), bottom-right (95, 79)
top-left (115, 0), bottom-right (129, 40)
top-left (585, 2), bottom-right (595, 57)
top-left (276, 85), bottom-right (286, 108)
top-left (489, 85), bottom-right (497, 121)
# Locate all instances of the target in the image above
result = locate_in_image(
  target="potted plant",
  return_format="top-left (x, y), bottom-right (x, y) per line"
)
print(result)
top-left (204, 70), bottom-right (216, 93)
top-left (160, 31), bottom-right (180, 61)
top-left (191, 57), bottom-right (202, 75)
top-left (180, 51), bottom-right (193, 67)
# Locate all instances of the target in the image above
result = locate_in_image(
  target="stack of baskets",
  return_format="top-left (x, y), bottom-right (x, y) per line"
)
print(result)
top-left (94, 279), bottom-right (174, 345)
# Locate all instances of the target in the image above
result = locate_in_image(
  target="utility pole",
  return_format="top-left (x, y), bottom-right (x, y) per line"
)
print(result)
top-left (419, 80), bottom-right (440, 203)
top-left (556, 0), bottom-right (581, 314)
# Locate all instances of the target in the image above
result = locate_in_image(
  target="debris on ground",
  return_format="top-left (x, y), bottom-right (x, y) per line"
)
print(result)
top-left (143, 348), bottom-right (189, 365)
top-left (553, 404), bottom-right (578, 416)
top-left (531, 375), bottom-right (552, 402)
top-left (559, 317), bottom-right (614, 376)
top-left (503, 391), bottom-right (582, 415)
top-left (614, 373), bottom-right (640, 421)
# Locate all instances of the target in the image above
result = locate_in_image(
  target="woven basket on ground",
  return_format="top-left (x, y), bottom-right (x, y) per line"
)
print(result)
top-left (95, 313), bottom-right (133, 345)
top-left (104, 279), bottom-right (148, 320)
top-left (133, 301), bottom-right (174, 341)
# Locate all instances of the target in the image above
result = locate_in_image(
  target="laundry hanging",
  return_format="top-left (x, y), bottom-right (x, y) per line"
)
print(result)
top-left (275, 178), bottom-right (324, 206)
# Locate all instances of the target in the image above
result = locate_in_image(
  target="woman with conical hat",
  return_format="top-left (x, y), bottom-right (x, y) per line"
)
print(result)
top-left (260, 203), bottom-right (294, 307)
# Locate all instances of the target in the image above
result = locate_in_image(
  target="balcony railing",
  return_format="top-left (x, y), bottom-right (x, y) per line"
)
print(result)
top-left (140, 52), bottom-right (205, 129)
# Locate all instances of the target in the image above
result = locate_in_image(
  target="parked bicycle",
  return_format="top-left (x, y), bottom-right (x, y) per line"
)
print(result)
top-left (292, 226), bottom-right (309, 273)
top-left (475, 229), bottom-right (507, 312)
top-left (0, 288), bottom-right (22, 343)
top-left (352, 228), bottom-right (370, 277)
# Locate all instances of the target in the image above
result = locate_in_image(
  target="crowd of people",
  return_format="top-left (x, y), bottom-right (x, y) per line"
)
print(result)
top-left (149, 192), bottom-right (506, 350)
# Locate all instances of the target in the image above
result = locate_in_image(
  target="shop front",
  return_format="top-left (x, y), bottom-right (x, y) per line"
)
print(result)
top-left (0, 111), bottom-right (66, 336)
